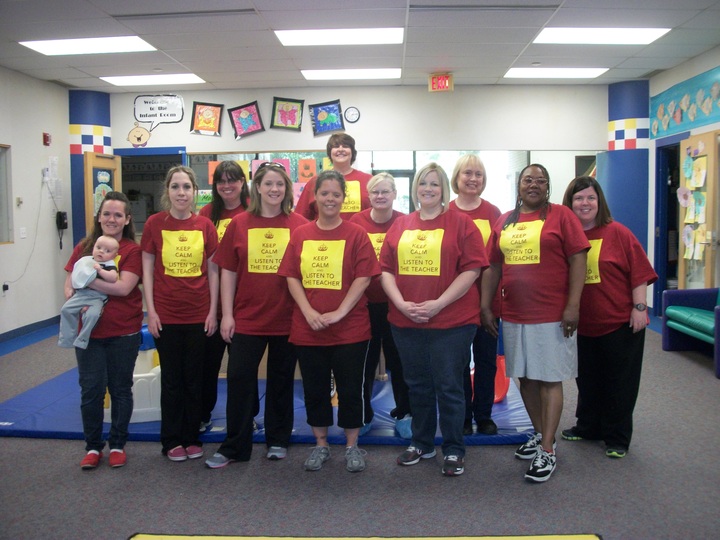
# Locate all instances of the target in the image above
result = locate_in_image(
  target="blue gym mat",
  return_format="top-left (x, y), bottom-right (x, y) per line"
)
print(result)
top-left (0, 369), bottom-right (532, 445)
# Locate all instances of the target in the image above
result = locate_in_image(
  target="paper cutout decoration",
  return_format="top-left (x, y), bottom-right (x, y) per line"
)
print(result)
top-left (190, 102), bottom-right (223, 136)
top-left (682, 225), bottom-right (694, 259)
top-left (676, 186), bottom-right (691, 207)
top-left (298, 159), bottom-right (317, 183)
top-left (228, 101), bottom-right (265, 139)
top-left (271, 97), bottom-right (304, 131)
top-left (308, 100), bottom-right (344, 136)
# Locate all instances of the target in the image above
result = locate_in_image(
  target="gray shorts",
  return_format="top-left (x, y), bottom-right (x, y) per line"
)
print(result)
top-left (502, 321), bottom-right (578, 382)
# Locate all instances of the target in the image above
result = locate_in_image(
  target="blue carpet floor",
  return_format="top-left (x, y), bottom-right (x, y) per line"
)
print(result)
top-left (0, 368), bottom-right (532, 446)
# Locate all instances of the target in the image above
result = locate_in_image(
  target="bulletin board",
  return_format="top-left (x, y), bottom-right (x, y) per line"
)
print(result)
top-left (83, 152), bottom-right (122, 235)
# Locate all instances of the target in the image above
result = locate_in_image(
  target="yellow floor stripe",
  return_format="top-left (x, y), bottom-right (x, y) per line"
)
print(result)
top-left (130, 535), bottom-right (601, 540)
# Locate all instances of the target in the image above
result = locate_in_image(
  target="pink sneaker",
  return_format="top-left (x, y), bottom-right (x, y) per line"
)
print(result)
top-left (185, 445), bottom-right (204, 459)
top-left (167, 445), bottom-right (188, 462)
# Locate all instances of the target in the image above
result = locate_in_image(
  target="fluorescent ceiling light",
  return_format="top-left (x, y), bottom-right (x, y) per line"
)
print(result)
top-left (100, 74), bottom-right (205, 86)
top-left (19, 36), bottom-right (155, 56)
top-left (302, 68), bottom-right (401, 80)
top-left (505, 67), bottom-right (608, 79)
top-left (535, 27), bottom-right (670, 45)
top-left (276, 28), bottom-right (403, 46)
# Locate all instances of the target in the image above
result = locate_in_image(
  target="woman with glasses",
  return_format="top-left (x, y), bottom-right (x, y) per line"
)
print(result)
top-left (205, 161), bottom-right (308, 468)
top-left (561, 176), bottom-right (657, 459)
top-left (349, 172), bottom-right (411, 437)
top-left (481, 163), bottom-right (589, 483)
top-left (278, 170), bottom-right (380, 473)
top-left (141, 165), bottom-right (219, 462)
top-left (448, 154), bottom-right (503, 437)
top-left (294, 133), bottom-right (371, 221)
top-left (197, 161), bottom-right (249, 433)
top-left (381, 163), bottom-right (488, 477)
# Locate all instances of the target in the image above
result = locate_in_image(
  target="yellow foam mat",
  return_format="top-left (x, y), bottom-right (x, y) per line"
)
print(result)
top-left (130, 535), bottom-right (601, 540)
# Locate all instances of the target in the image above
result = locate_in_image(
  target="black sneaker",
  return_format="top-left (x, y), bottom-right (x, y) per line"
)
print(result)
top-left (442, 455), bottom-right (465, 476)
top-left (397, 446), bottom-right (436, 466)
top-left (561, 427), bottom-right (584, 441)
top-left (524, 447), bottom-right (556, 483)
top-left (476, 418), bottom-right (498, 435)
top-left (515, 433), bottom-right (556, 460)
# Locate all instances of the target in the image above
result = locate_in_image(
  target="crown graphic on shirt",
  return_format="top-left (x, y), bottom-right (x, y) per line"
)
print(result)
top-left (178, 233), bottom-right (188, 242)
top-left (264, 231), bottom-right (275, 239)
top-left (416, 232), bottom-right (427, 241)
top-left (318, 244), bottom-right (328, 252)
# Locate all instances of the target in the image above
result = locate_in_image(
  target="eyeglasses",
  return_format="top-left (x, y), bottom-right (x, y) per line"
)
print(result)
top-left (215, 177), bottom-right (243, 186)
top-left (520, 176), bottom-right (549, 187)
top-left (257, 161), bottom-right (286, 173)
top-left (369, 189), bottom-right (393, 197)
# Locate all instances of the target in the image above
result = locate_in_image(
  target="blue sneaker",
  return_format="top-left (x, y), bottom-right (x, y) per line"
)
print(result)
top-left (395, 415), bottom-right (412, 439)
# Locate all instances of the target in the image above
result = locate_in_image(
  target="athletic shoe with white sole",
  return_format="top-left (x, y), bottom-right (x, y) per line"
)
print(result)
top-left (525, 447), bottom-right (557, 483)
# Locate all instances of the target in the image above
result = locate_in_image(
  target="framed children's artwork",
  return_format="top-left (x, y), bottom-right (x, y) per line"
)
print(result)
top-left (190, 102), bottom-right (223, 136)
top-left (271, 97), bottom-right (304, 131)
top-left (308, 99), bottom-right (344, 136)
top-left (228, 101), bottom-right (265, 139)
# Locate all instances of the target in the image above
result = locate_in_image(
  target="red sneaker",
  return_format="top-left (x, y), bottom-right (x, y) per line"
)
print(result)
top-left (109, 450), bottom-right (127, 468)
top-left (80, 451), bottom-right (103, 469)
top-left (185, 445), bottom-right (204, 459)
top-left (167, 445), bottom-right (188, 462)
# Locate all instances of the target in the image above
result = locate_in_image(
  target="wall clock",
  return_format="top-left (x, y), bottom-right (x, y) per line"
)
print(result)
top-left (344, 106), bottom-right (360, 123)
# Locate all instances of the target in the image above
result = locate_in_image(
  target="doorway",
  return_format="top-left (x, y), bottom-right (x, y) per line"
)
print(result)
top-left (654, 141), bottom-right (681, 315)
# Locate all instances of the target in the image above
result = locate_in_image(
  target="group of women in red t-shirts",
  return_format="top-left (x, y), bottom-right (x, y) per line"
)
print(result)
top-left (66, 134), bottom-right (655, 483)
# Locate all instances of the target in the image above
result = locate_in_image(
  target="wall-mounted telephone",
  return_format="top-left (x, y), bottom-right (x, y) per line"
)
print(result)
top-left (56, 211), bottom-right (68, 230)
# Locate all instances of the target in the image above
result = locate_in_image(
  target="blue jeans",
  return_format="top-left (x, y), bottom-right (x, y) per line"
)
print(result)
top-left (75, 333), bottom-right (141, 452)
top-left (464, 324), bottom-right (498, 422)
top-left (391, 324), bottom-right (475, 458)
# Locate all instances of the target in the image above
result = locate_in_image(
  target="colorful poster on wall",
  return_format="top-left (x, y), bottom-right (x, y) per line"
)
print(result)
top-left (308, 99), bottom-right (344, 136)
top-left (650, 66), bottom-right (720, 139)
top-left (190, 102), bottom-right (223, 136)
top-left (271, 97), bottom-right (304, 131)
top-left (228, 101), bottom-right (265, 139)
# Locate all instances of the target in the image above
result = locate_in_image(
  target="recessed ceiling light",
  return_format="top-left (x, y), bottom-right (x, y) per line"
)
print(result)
top-left (302, 68), bottom-right (401, 80)
top-left (534, 27), bottom-right (670, 45)
top-left (19, 36), bottom-right (156, 56)
top-left (100, 74), bottom-right (205, 86)
top-left (276, 28), bottom-right (403, 46)
top-left (505, 67), bottom-right (608, 79)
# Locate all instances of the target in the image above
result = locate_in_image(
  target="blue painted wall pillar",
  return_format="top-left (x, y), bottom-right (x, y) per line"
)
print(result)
top-left (68, 90), bottom-right (112, 244)
top-left (597, 80), bottom-right (650, 249)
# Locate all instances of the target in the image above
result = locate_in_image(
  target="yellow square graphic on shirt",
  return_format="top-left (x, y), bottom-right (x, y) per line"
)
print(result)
top-left (161, 230), bottom-right (205, 277)
top-left (301, 239), bottom-right (346, 290)
top-left (585, 238), bottom-right (602, 284)
top-left (473, 218), bottom-right (492, 245)
top-left (341, 181), bottom-right (361, 213)
top-left (499, 220), bottom-right (543, 265)
top-left (247, 228), bottom-right (290, 274)
top-left (367, 232), bottom-right (386, 260)
top-left (216, 218), bottom-right (232, 242)
top-left (397, 229), bottom-right (444, 276)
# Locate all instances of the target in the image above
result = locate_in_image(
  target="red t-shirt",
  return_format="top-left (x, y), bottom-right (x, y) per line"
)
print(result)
top-left (199, 202), bottom-right (246, 242)
top-left (294, 168), bottom-right (372, 221)
top-left (277, 220), bottom-right (381, 346)
top-left (448, 198), bottom-right (502, 315)
top-left (214, 211), bottom-right (309, 335)
top-left (578, 221), bottom-right (658, 337)
top-left (65, 237), bottom-right (143, 338)
top-left (380, 210), bottom-right (488, 329)
top-left (487, 204), bottom-right (590, 324)
top-left (349, 208), bottom-right (404, 304)
top-left (140, 212), bottom-right (219, 324)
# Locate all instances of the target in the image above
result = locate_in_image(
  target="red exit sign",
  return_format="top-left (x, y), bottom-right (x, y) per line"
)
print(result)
top-left (428, 73), bottom-right (454, 92)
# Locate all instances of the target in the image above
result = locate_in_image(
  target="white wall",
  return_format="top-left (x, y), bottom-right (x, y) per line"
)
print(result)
top-left (0, 66), bottom-right (72, 335)
top-left (110, 85), bottom-right (609, 153)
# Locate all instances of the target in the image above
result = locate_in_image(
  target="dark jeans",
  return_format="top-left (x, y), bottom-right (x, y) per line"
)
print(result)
top-left (200, 328), bottom-right (229, 423)
top-left (392, 324), bottom-right (475, 458)
top-left (75, 332), bottom-right (141, 452)
top-left (154, 323), bottom-right (205, 452)
top-left (366, 302), bottom-right (410, 420)
top-left (218, 334), bottom-right (297, 461)
top-left (464, 324), bottom-right (498, 422)
top-left (576, 324), bottom-right (646, 450)
top-left (296, 341), bottom-right (369, 429)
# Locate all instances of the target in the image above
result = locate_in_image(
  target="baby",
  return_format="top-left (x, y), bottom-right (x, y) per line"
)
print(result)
top-left (58, 235), bottom-right (120, 349)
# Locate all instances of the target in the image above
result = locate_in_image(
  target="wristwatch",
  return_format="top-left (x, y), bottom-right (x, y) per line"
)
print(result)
top-left (633, 303), bottom-right (647, 311)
